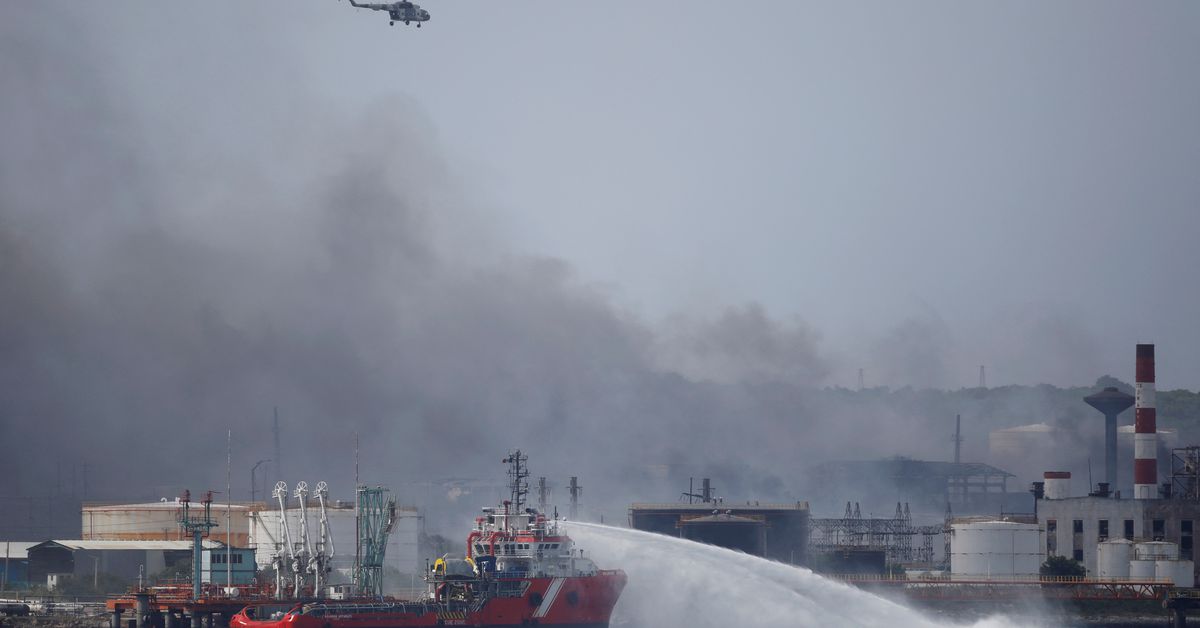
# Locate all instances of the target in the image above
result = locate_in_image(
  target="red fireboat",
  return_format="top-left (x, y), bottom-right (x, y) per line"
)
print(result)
top-left (231, 451), bottom-right (625, 628)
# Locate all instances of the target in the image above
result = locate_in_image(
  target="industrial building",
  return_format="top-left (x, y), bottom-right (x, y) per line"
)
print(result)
top-left (0, 542), bottom-right (36, 590)
top-left (79, 491), bottom-right (423, 581)
top-left (989, 421), bottom-right (1178, 497)
top-left (1034, 344), bottom-right (1200, 586)
top-left (629, 486), bottom-right (809, 565)
top-left (25, 539), bottom-right (224, 586)
top-left (810, 458), bottom-right (1023, 515)
top-left (200, 547), bottom-right (257, 585)
top-left (82, 501), bottom-right (254, 546)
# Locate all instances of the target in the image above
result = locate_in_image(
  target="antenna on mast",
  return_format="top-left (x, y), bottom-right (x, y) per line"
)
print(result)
top-left (272, 407), bottom-right (282, 484)
top-left (502, 451), bottom-right (530, 511)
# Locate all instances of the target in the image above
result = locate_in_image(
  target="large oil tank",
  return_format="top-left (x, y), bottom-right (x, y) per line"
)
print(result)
top-left (1130, 559), bottom-right (1157, 580)
top-left (1156, 559), bottom-right (1195, 587)
top-left (950, 521), bottom-right (1045, 578)
top-left (83, 501), bottom-right (252, 545)
top-left (1097, 539), bottom-right (1134, 579)
top-left (1135, 541), bottom-right (1180, 561)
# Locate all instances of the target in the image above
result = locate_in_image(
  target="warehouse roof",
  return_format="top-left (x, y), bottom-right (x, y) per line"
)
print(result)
top-left (0, 542), bottom-right (41, 560)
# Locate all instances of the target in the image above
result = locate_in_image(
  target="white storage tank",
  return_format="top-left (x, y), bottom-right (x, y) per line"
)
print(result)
top-left (1042, 472), bottom-right (1071, 499)
top-left (250, 502), bottom-right (423, 578)
top-left (1130, 559), bottom-right (1157, 580)
top-left (950, 521), bottom-right (1045, 578)
top-left (1135, 541), bottom-right (1180, 561)
top-left (1097, 539), bottom-right (1134, 579)
top-left (1156, 560), bottom-right (1195, 587)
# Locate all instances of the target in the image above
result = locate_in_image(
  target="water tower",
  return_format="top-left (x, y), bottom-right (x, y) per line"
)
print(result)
top-left (1085, 386), bottom-right (1135, 494)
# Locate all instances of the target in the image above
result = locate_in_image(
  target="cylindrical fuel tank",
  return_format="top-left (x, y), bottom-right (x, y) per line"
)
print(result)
top-left (1097, 539), bottom-right (1134, 579)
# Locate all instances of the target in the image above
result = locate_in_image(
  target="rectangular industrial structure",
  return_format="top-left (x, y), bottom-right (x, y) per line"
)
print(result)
top-left (1039, 496), bottom-right (1200, 575)
top-left (629, 502), bottom-right (809, 565)
top-left (26, 539), bottom-right (225, 586)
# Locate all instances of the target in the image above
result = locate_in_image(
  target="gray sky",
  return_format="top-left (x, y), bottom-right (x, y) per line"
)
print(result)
top-left (2, 1), bottom-right (1199, 529)
top-left (22, 1), bottom-right (1198, 389)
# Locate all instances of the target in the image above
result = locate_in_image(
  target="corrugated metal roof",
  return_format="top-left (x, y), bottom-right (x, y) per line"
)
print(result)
top-left (40, 540), bottom-right (224, 551)
top-left (0, 542), bottom-right (41, 560)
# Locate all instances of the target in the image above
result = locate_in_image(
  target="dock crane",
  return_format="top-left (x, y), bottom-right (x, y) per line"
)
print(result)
top-left (271, 481), bottom-right (297, 600)
top-left (314, 481), bottom-right (335, 595)
top-left (293, 482), bottom-right (314, 598)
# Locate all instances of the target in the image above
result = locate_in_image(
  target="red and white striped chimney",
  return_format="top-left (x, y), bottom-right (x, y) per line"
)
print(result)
top-left (1134, 344), bottom-right (1157, 499)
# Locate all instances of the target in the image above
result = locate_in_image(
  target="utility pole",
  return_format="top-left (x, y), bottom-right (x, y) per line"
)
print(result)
top-left (858, 368), bottom-right (865, 390)
top-left (979, 365), bottom-right (986, 388)
top-left (226, 429), bottom-right (233, 588)
top-left (354, 432), bottom-right (360, 594)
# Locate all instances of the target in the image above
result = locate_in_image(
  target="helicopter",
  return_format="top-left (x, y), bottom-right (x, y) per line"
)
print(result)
top-left (342, 0), bottom-right (431, 27)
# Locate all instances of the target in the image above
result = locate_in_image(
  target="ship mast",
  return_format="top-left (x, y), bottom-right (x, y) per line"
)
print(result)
top-left (503, 450), bottom-right (530, 512)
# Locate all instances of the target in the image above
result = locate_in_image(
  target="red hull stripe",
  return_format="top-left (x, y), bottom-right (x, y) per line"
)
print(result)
top-left (1134, 458), bottom-right (1157, 484)
top-left (1135, 408), bottom-right (1157, 433)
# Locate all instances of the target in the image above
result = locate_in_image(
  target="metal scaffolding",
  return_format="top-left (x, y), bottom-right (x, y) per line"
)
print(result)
top-left (809, 502), bottom-right (943, 567)
top-left (354, 486), bottom-right (396, 598)
top-left (1172, 447), bottom-right (1200, 501)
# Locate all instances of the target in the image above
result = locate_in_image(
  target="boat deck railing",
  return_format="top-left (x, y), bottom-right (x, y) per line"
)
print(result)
top-left (300, 601), bottom-right (446, 617)
top-left (832, 574), bottom-right (1174, 584)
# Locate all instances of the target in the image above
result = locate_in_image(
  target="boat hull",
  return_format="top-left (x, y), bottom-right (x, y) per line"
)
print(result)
top-left (231, 571), bottom-right (626, 628)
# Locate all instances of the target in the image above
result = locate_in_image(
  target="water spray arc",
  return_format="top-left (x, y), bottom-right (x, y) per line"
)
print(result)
top-left (564, 521), bottom-right (1027, 628)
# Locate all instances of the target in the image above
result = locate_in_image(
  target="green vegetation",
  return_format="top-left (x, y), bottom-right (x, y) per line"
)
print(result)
top-left (1040, 555), bottom-right (1086, 578)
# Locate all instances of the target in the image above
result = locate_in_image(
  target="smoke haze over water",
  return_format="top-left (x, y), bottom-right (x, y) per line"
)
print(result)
top-left (1, 2), bottom-right (1199, 538)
